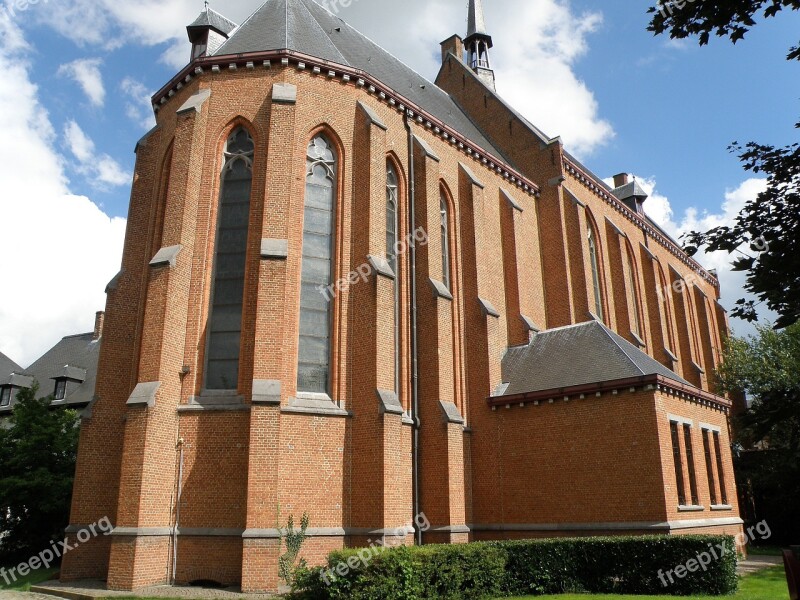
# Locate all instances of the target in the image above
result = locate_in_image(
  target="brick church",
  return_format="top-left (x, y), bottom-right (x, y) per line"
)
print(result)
top-left (61, 0), bottom-right (743, 592)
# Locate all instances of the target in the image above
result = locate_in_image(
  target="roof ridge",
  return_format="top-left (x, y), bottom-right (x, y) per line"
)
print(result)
top-left (297, 0), bottom-right (350, 66)
top-left (595, 321), bottom-right (646, 377)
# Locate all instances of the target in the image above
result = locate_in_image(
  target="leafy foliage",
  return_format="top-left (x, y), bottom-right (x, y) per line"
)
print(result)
top-left (291, 535), bottom-right (738, 599)
top-left (647, 0), bottom-right (800, 59)
top-left (278, 512), bottom-right (310, 586)
top-left (0, 384), bottom-right (80, 563)
top-left (716, 324), bottom-right (800, 543)
top-left (648, 1), bottom-right (800, 328)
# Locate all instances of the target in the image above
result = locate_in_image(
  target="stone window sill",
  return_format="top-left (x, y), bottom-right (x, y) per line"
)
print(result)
top-left (711, 504), bottom-right (733, 511)
top-left (678, 505), bottom-right (705, 512)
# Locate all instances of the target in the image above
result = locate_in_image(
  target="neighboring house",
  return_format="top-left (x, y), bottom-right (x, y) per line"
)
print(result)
top-left (61, 0), bottom-right (742, 593)
top-left (0, 312), bottom-right (103, 418)
top-left (0, 351), bottom-right (23, 410)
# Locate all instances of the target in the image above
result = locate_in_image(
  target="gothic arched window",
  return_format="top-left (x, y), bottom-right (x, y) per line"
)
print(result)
top-left (440, 193), bottom-right (451, 290)
top-left (624, 244), bottom-right (643, 340)
top-left (587, 225), bottom-right (604, 321)
top-left (206, 127), bottom-right (254, 390)
top-left (386, 162), bottom-right (399, 392)
top-left (298, 134), bottom-right (337, 394)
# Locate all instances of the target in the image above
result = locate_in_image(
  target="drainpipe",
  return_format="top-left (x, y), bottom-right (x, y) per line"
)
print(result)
top-left (172, 438), bottom-right (185, 584)
top-left (404, 111), bottom-right (422, 546)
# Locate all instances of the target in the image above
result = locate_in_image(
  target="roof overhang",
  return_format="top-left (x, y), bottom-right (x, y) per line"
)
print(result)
top-left (151, 49), bottom-right (541, 199)
top-left (488, 373), bottom-right (732, 412)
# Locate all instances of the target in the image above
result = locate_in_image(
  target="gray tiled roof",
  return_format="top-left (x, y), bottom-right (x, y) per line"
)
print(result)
top-left (25, 332), bottom-right (100, 407)
top-left (188, 7), bottom-right (238, 36)
top-left (612, 180), bottom-right (649, 202)
top-left (500, 320), bottom-right (689, 397)
top-left (0, 351), bottom-right (21, 380)
top-left (212, 0), bottom-right (517, 169)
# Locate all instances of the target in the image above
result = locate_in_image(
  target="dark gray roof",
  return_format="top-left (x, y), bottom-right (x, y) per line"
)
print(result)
top-left (212, 0), bottom-right (517, 169)
top-left (500, 320), bottom-right (689, 397)
top-left (612, 180), bottom-right (649, 202)
top-left (0, 351), bottom-right (21, 380)
top-left (25, 332), bottom-right (100, 408)
top-left (188, 7), bottom-right (238, 36)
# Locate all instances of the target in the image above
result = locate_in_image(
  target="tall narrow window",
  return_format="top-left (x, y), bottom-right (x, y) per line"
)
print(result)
top-left (713, 431), bottom-right (729, 505)
top-left (206, 127), bottom-right (254, 390)
top-left (625, 247), bottom-right (643, 339)
top-left (657, 265), bottom-right (677, 355)
top-left (702, 429), bottom-right (718, 506)
top-left (670, 421), bottom-right (687, 506)
top-left (54, 379), bottom-right (67, 401)
top-left (387, 162), bottom-right (400, 393)
top-left (683, 424), bottom-right (700, 506)
top-left (298, 135), bottom-right (337, 394)
top-left (0, 387), bottom-right (11, 407)
top-left (440, 194), bottom-right (451, 289)
top-left (587, 226), bottom-right (604, 321)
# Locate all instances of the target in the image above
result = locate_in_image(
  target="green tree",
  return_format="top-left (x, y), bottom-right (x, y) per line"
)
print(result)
top-left (648, 1), bottom-right (800, 328)
top-left (716, 323), bottom-right (800, 543)
top-left (0, 384), bottom-right (80, 563)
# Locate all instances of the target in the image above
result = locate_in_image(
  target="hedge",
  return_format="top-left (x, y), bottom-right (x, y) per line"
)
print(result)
top-left (291, 535), bottom-right (738, 599)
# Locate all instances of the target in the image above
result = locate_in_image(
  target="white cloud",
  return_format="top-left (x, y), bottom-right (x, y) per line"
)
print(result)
top-left (57, 58), bottom-right (106, 106)
top-left (391, 0), bottom-right (613, 157)
top-left (0, 12), bottom-right (126, 367)
top-left (120, 77), bottom-right (157, 130)
top-left (624, 174), bottom-right (774, 337)
top-left (64, 120), bottom-right (132, 187)
top-left (32, 0), bottom-right (613, 156)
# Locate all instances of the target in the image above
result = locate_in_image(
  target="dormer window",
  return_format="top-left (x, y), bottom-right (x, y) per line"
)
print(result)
top-left (186, 7), bottom-right (237, 63)
top-left (54, 379), bottom-right (67, 401)
top-left (0, 386), bottom-right (11, 407)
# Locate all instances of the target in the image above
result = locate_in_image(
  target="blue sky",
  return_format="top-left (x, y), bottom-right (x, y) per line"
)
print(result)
top-left (0, 0), bottom-right (797, 365)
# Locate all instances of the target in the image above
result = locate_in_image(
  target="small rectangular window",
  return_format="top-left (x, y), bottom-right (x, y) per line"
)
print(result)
top-left (713, 431), bottom-right (729, 505)
top-left (669, 421), bottom-right (686, 506)
top-left (54, 380), bottom-right (67, 401)
top-left (683, 424), bottom-right (700, 506)
top-left (702, 429), bottom-right (718, 506)
top-left (0, 387), bottom-right (11, 407)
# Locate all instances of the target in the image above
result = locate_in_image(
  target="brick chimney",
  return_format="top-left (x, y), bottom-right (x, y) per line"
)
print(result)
top-left (613, 173), bottom-right (629, 188)
top-left (440, 34), bottom-right (464, 64)
top-left (93, 311), bottom-right (105, 341)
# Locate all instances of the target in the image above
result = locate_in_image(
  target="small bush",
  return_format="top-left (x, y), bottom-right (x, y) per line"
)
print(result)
top-left (292, 534), bottom-right (738, 599)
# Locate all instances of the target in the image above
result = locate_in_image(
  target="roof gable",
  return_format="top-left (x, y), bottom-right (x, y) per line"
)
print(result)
top-left (0, 351), bottom-right (21, 379)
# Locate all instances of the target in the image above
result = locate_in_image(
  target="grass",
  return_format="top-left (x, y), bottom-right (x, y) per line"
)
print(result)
top-left (503, 565), bottom-right (789, 600)
top-left (0, 566), bottom-right (59, 591)
top-left (747, 545), bottom-right (784, 557)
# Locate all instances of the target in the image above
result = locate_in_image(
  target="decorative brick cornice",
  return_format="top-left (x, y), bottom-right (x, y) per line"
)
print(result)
top-left (152, 50), bottom-right (541, 198)
top-left (563, 158), bottom-right (719, 289)
top-left (488, 373), bottom-right (731, 413)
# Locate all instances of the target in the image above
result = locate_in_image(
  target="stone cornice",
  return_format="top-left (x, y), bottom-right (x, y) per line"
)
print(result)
top-left (152, 50), bottom-right (540, 198)
top-left (488, 373), bottom-right (731, 413)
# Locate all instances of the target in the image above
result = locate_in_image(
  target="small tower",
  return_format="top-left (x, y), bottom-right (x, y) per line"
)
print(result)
top-left (186, 3), bottom-right (238, 62)
top-left (464, 0), bottom-right (495, 90)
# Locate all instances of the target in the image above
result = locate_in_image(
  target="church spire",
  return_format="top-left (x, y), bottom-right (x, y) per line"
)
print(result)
top-left (464, 0), bottom-right (495, 90)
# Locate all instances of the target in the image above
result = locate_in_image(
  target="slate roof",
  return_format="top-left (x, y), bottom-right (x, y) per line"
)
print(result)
top-left (24, 332), bottom-right (100, 408)
top-left (467, 0), bottom-right (489, 39)
top-left (500, 320), bottom-right (689, 397)
top-left (188, 7), bottom-right (238, 36)
top-left (211, 0), bottom-right (517, 169)
top-left (0, 351), bottom-right (21, 380)
top-left (612, 180), bottom-right (649, 202)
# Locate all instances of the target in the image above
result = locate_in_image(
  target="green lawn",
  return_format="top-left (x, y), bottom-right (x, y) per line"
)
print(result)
top-left (0, 566), bottom-right (59, 591)
top-left (503, 565), bottom-right (788, 600)
top-left (747, 546), bottom-right (784, 557)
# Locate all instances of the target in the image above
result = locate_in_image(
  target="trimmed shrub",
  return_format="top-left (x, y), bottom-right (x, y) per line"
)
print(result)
top-left (291, 534), bottom-right (738, 599)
